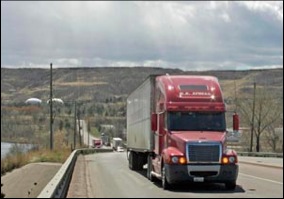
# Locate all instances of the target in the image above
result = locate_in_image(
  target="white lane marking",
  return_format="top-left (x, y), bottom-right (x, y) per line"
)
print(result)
top-left (240, 173), bottom-right (283, 185)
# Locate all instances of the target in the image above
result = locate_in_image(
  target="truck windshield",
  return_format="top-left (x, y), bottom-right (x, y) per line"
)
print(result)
top-left (167, 111), bottom-right (226, 131)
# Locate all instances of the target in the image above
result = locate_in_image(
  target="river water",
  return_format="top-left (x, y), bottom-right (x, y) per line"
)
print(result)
top-left (1, 142), bottom-right (33, 159)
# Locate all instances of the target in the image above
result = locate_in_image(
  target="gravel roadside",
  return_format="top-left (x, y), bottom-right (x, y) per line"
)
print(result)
top-left (1, 162), bottom-right (62, 198)
top-left (66, 155), bottom-right (89, 198)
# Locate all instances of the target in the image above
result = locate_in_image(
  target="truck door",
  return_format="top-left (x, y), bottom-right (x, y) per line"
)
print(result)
top-left (154, 86), bottom-right (166, 155)
top-left (154, 111), bottom-right (166, 155)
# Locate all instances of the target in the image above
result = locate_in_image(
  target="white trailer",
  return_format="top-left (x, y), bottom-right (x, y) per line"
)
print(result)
top-left (112, 137), bottom-right (122, 151)
top-left (126, 75), bottom-right (156, 152)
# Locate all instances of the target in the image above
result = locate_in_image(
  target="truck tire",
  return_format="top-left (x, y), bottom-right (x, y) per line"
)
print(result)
top-left (162, 165), bottom-right (170, 190)
top-left (147, 154), bottom-right (153, 181)
top-left (136, 154), bottom-right (145, 170)
top-left (128, 151), bottom-right (136, 170)
top-left (225, 181), bottom-right (237, 190)
top-left (129, 151), bottom-right (140, 170)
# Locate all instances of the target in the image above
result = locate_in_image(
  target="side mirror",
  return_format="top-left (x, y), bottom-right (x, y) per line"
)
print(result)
top-left (151, 113), bottom-right (157, 131)
top-left (233, 113), bottom-right (239, 131)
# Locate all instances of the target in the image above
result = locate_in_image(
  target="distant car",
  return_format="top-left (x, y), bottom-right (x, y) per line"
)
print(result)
top-left (117, 146), bottom-right (124, 152)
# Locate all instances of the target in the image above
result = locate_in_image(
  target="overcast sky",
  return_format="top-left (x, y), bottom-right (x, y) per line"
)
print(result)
top-left (1, 1), bottom-right (283, 71)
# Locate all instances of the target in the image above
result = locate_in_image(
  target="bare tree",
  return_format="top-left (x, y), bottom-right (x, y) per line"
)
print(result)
top-left (238, 85), bottom-right (282, 152)
top-left (265, 125), bottom-right (281, 152)
top-left (254, 88), bottom-right (282, 152)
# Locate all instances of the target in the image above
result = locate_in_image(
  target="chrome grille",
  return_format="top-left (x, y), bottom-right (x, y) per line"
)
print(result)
top-left (187, 143), bottom-right (221, 163)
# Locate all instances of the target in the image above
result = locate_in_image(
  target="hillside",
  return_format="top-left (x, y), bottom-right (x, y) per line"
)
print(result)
top-left (1, 67), bottom-right (283, 149)
top-left (1, 67), bottom-right (283, 104)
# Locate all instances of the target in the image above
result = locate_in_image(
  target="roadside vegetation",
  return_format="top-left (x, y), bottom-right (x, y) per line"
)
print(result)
top-left (1, 149), bottom-right (70, 199)
top-left (1, 131), bottom-right (72, 176)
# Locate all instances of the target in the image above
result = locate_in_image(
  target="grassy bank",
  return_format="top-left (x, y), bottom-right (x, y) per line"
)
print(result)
top-left (1, 147), bottom-right (71, 176)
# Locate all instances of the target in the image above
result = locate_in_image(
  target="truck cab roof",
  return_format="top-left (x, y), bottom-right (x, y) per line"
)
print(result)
top-left (156, 75), bottom-right (225, 111)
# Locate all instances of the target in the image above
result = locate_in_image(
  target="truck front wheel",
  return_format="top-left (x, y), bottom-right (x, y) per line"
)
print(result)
top-left (162, 165), bottom-right (170, 190)
top-left (225, 181), bottom-right (237, 190)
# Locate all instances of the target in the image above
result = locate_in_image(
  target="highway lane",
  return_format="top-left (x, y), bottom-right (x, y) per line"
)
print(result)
top-left (68, 152), bottom-right (283, 198)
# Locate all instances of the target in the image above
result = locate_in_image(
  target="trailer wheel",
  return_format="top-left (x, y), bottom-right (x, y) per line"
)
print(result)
top-left (162, 165), bottom-right (170, 190)
top-left (136, 154), bottom-right (145, 170)
top-left (129, 151), bottom-right (140, 170)
top-left (128, 151), bottom-right (135, 170)
top-left (225, 181), bottom-right (236, 190)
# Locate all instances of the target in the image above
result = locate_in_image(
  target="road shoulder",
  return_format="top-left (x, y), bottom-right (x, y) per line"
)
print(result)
top-left (1, 162), bottom-right (62, 198)
top-left (238, 156), bottom-right (283, 169)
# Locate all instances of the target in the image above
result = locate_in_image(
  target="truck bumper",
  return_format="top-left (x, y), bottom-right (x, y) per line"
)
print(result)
top-left (165, 164), bottom-right (238, 184)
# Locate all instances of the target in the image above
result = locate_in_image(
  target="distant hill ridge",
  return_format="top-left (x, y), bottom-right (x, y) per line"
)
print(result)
top-left (1, 67), bottom-right (283, 103)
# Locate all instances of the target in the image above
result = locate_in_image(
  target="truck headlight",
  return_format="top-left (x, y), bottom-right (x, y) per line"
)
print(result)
top-left (222, 156), bottom-right (236, 164)
top-left (229, 156), bottom-right (236, 163)
top-left (179, 157), bottom-right (186, 164)
top-left (222, 157), bottom-right (229, 164)
top-left (171, 156), bottom-right (179, 163)
top-left (171, 156), bottom-right (186, 164)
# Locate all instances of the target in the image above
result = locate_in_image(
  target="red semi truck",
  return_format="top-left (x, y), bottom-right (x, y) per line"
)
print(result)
top-left (126, 75), bottom-right (239, 190)
top-left (92, 138), bottom-right (102, 148)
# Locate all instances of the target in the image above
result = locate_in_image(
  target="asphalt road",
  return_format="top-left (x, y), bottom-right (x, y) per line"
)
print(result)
top-left (67, 152), bottom-right (283, 198)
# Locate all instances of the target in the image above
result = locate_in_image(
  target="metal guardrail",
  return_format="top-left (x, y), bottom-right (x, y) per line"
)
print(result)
top-left (237, 152), bottom-right (283, 158)
top-left (37, 148), bottom-right (113, 198)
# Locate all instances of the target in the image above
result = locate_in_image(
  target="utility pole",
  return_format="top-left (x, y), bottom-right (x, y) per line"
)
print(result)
top-left (250, 82), bottom-right (256, 152)
top-left (88, 119), bottom-right (90, 148)
top-left (74, 101), bottom-right (77, 150)
top-left (50, 63), bottom-right (53, 150)
top-left (77, 106), bottom-right (82, 147)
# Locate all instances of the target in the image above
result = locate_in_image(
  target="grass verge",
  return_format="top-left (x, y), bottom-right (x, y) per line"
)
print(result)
top-left (1, 147), bottom-right (71, 176)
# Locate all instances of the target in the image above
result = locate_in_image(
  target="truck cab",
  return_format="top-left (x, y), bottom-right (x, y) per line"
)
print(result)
top-left (127, 75), bottom-right (239, 190)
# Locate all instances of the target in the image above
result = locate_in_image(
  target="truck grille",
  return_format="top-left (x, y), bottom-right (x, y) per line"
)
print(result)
top-left (187, 143), bottom-right (221, 163)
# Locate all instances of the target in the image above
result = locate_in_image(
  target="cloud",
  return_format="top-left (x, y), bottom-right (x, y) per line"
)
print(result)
top-left (1, 1), bottom-right (283, 70)
top-left (238, 1), bottom-right (283, 21)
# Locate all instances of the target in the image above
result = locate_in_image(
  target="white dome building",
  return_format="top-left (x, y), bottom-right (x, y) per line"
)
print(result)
top-left (25, 98), bottom-right (42, 105)
top-left (47, 98), bottom-right (64, 105)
